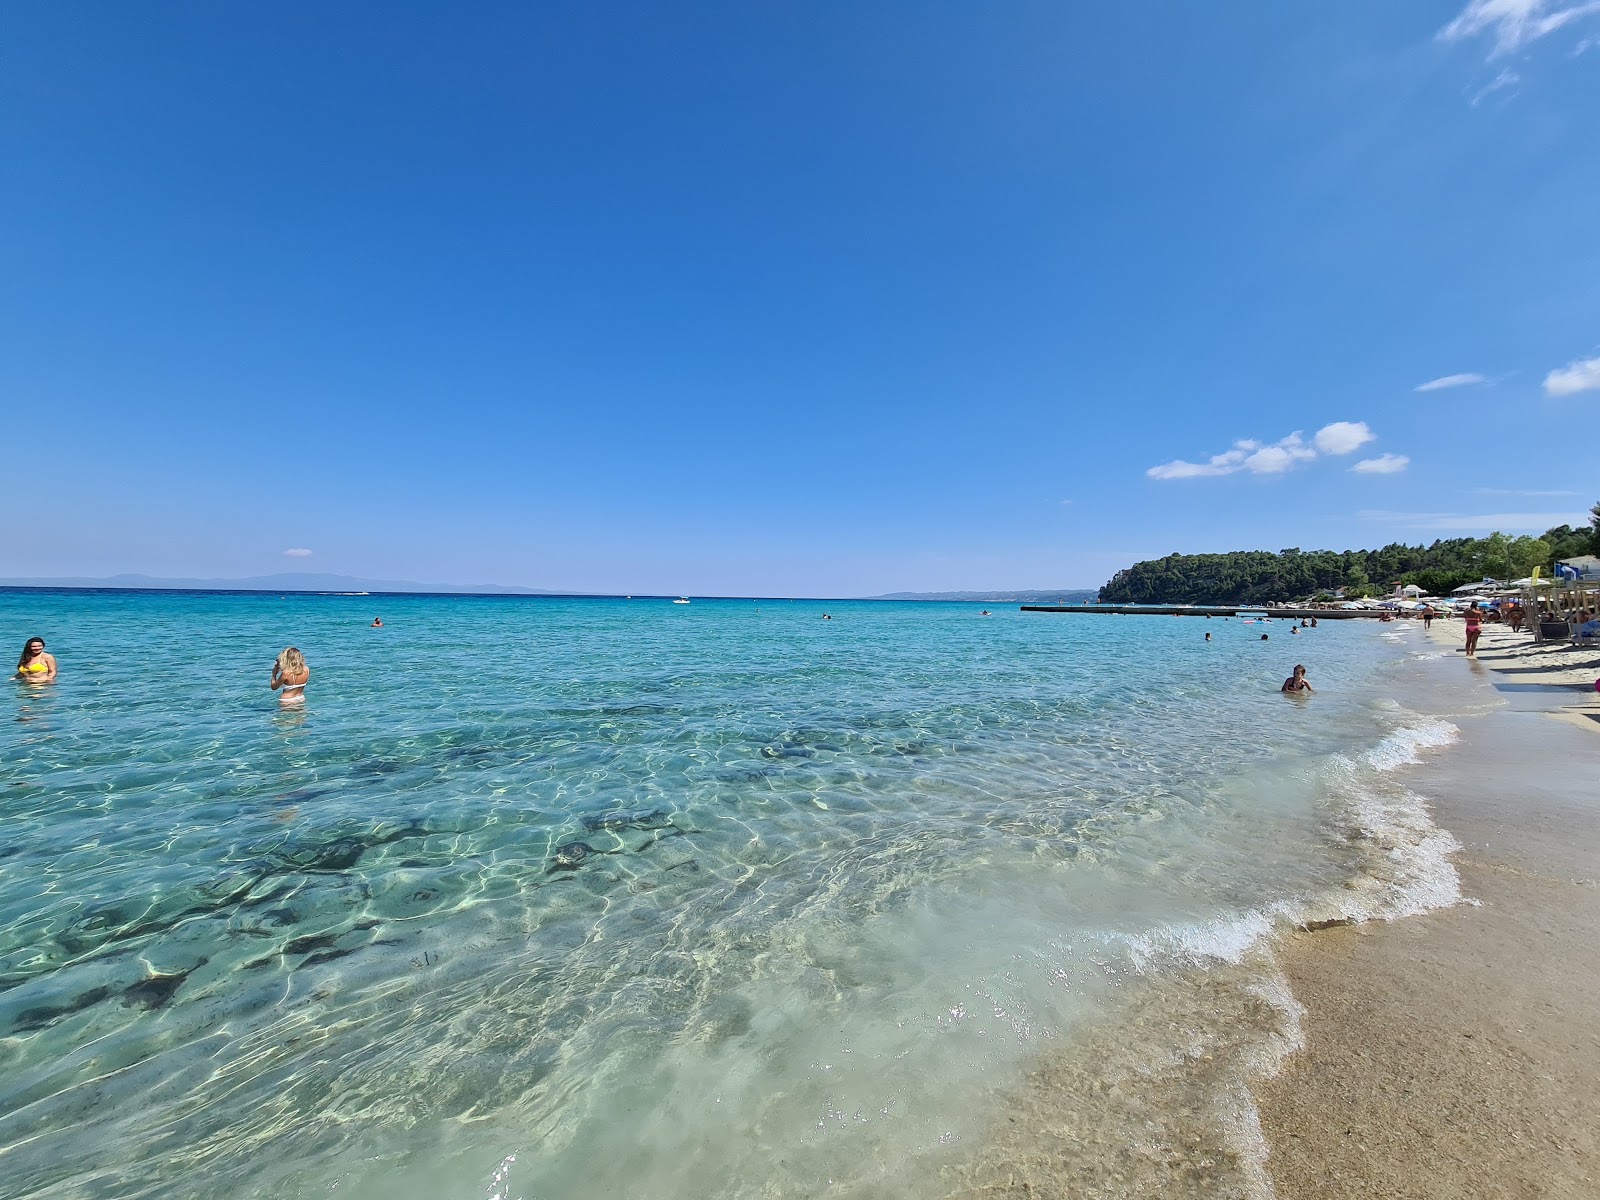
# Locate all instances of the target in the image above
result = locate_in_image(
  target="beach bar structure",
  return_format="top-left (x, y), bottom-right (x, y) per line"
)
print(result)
top-left (1519, 579), bottom-right (1599, 644)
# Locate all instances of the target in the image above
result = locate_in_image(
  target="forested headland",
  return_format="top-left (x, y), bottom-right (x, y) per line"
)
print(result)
top-left (1098, 513), bottom-right (1600, 606)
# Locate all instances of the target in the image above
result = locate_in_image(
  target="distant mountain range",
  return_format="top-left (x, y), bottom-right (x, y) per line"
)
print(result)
top-left (872, 589), bottom-right (1099, 603)
top-left (0, 572), bottom-right (560, 595)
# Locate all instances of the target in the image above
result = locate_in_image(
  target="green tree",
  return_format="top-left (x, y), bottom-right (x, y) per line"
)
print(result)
top-left (1542, 524), bottom-right (1592, 565)
top-left (1479, 531), bottom-right (1512, 579)
top-left (1403, 568), bottom-right (1479, 596)
top-left (1507, 537), bottom-right (1551, 578)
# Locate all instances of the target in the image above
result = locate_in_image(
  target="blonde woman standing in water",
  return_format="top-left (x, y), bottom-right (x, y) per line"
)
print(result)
top-left (270, 647), bottom-right (309, 705)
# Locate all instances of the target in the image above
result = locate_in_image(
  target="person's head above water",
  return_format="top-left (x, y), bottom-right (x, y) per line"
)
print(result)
top-left (17, 637), bottom-right (45, 667)
top-left (275, 647), bottom-right (306, 676)
top-left (1260, 633), bottom-right (1269, 640)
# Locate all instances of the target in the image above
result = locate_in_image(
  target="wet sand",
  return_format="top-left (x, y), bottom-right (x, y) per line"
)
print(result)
top-left (1255, 627), bottom-right (1600, 1198)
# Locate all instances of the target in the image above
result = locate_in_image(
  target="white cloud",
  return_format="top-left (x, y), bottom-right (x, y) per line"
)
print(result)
top-left (1544, 355), bottom-right (1600, 396)
top-left (283, 548), bottom-right (313, 558)
top-left (1415, 372), bottom-right (1487, 391)
top-left (1351, 453), bottom-right (1410, 474)
top-left (1147, 432), bottom-right (1321, 480)
top-left (1359, 509), bottom-right (1588, 532)
top-left (1439, 0), bottom-right (1600, 57)
top-left (1471, 487), bottom-right (1578, 496)
top-left (1313, 421), bottom-right (1376, 455)
top-left (1243, 433), bottom-right (1319, 473)
top-left (1147, 443), bottom-right (1252, 480)
top-left (1471, 68), bottom-right (1521, 105)
top-left (1147, 424), bottom-right (1388, 480)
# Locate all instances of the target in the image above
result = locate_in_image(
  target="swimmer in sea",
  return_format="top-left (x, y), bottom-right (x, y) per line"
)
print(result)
top-left (270, 647), bottom-right (310, 706)
top-left (1281, 664), bottom-right (1313, 694)
top-left (15, 637), bottom-right (57, 681)
top-left (371, 618), bottom-right (383, 627)
top-left (1260, 633), bottom-right (1269, 641)
top-left (1204, 632), bottom-right (1212, 642)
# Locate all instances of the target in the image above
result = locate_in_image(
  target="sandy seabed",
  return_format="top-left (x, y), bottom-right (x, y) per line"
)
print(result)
top-left (1255, 618), bottom-right (1600, 1199)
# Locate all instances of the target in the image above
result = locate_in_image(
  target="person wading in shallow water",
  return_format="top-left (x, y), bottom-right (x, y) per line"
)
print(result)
top-left (1464, 605), bottom-right (1483, 657)
top-left (270, 647), bottom-right (310, 706)
top-left (15, 637), bottom-right (57, 681)
top-left (1281, 664), bottom-right (1313, 694)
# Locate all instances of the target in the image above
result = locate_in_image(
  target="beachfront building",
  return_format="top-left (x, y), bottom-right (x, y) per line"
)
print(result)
top-left (1555, 554), bottom-right (1600, 581)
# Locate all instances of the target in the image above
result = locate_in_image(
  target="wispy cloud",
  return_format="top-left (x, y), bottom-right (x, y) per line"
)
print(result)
top-left (1415, 372), bottom-right (1487, 392)
top-left (1147, 422), bottom-right (1384, 480)
top-left (1544, 355), bottom-right (1600, 396)
top-left (1471, 67), bottom-right (1521, 105)
top-left (1314, 421), bottom-right (1376, 455)
top-left (1358, 509), bottom-right (1588, 532)
top-left (1471, 487), bottom-right (1579, 496)
top-left (1439, 0), bottom-right (1600, 58)
top-left (1351, 454), bottom-right (1410, 474)
top-left (282, 548), bottom-right (313, 558)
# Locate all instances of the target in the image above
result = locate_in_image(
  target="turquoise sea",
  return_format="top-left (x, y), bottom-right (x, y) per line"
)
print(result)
top-left (0, 592), bottom-right (1464, 1199)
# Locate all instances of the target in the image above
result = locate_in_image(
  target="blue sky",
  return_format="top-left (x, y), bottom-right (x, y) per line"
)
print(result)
top-left (3, 2), bottom-right (1597, 596)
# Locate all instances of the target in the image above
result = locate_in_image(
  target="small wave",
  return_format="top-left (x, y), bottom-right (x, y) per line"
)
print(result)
top-left (1364, 715), bottom-right (1459, 772)
top-left (1303, 712), bottom-right (1465, 924)
top-left (1105, 910), bottom-right (1276, 970)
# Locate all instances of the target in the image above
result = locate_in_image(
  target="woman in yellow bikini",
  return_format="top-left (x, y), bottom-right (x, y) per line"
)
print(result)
top-left (15, 637), bottom-right (57, 681)
top-left (270, 647), bottom-right (310, 705)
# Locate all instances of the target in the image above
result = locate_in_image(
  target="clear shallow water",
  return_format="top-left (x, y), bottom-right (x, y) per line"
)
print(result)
top-left (0, 593), bottom-right (1457, 1199)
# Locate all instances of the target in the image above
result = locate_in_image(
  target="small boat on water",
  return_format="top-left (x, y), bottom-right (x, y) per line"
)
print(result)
top-left (673, 597), bottom-right (691, 604)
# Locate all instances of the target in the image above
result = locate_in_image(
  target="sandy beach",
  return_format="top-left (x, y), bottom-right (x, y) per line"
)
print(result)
top-left (1255, 618), bottom-right (1600, 1198)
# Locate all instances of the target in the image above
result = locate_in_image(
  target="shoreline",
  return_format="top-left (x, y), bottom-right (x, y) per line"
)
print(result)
top-left (1253, 619), bottom-right (1600, 1197)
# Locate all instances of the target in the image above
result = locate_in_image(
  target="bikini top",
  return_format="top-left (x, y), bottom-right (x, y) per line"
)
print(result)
top-left (17, 659), bottom-right (47, 674)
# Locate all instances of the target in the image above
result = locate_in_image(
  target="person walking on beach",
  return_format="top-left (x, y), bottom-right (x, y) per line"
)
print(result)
top-left (1464, 605), bottom-right (1483, 657)
top-left (1281, 664), bottom-right (1313, 694)
top-left (15, 637), bottom-right (57, 681)
top-left (270, 647), bottom-right (310, 706)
